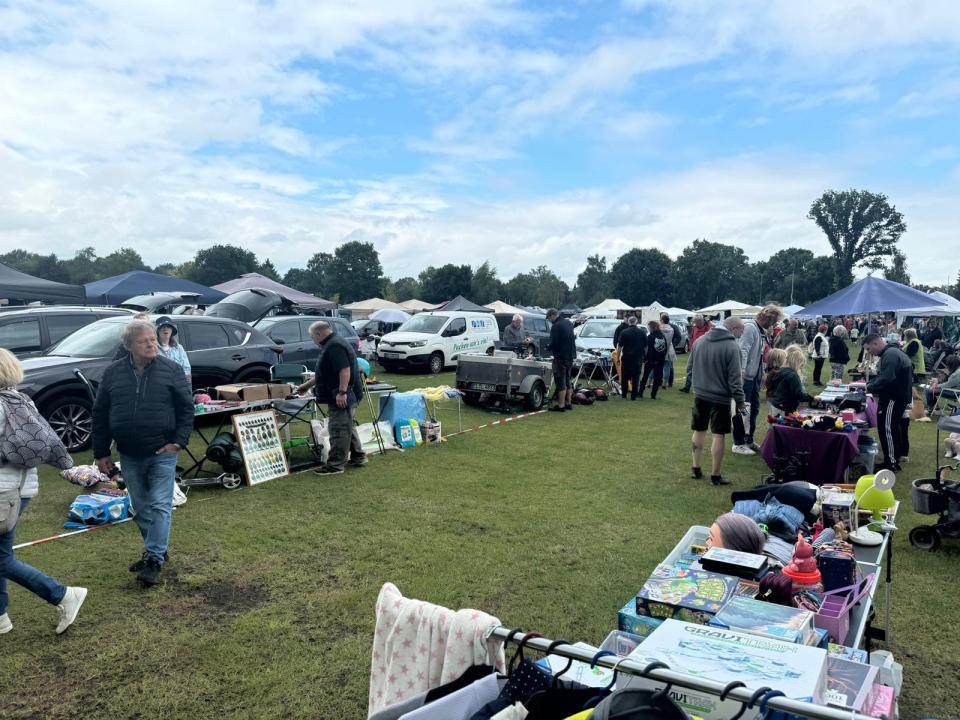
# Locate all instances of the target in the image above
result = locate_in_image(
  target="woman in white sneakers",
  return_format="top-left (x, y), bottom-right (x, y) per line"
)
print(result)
top-left (0, 348), bottom-right (87, 635)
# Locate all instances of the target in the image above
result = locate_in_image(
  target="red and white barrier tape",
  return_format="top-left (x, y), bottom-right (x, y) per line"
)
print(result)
top-left (13, 517), bottom-right (133, 550)
top-left (444, 409), bottom-right (547, 439)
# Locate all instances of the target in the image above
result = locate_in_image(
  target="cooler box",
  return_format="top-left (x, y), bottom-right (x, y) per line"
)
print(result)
top-left (379, 392), bottom-right (427, 427)
top-left (847, 435), bottom-right (878, 482)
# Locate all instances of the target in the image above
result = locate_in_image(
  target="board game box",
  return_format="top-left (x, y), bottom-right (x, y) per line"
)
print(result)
top-left (699, 546), bottom-right (769, 579)
top-left (825, 656), bottom-right (878, 710)
top-left (710, 595), bottom-right (816, 645)
top-left (636, 564), bottom-right (743, 624)
top-left (621, 619), bottom-right (828, 720)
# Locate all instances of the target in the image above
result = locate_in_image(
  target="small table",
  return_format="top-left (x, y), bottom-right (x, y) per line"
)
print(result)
top-left (852, 501), bottom-right (899, 650)
top-left (180, 399), bottom-right (275, 480)
top-left (759, 425), bottom-right (860, 485)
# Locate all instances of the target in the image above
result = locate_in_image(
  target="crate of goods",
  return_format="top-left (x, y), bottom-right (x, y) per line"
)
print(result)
top-left (215, 383), bottom-right (270, 402)
top-left (621, 619), bottom-right (828, 720)
top-left (815, 574), bottom-right (875, 644)
top-left (635, 564), bottom-right (744, 625)
top-left (911, 478), bottom-right (950, 515)
top-left (618, 599), bottom-right (665, 638)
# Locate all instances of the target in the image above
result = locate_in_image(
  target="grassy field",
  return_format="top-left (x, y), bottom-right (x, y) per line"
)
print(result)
top-left (3, 352), bottom-right (959, 719)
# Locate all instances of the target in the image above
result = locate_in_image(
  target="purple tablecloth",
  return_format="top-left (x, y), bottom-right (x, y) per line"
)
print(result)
top-left (760, 425), bottom-right (860, 485)
top-left (865, 395), bottom-right (878, 428)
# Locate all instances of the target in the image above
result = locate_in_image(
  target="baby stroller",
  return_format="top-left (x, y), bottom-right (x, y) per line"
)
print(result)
top-left (909, 413), bottom-right (960, 551)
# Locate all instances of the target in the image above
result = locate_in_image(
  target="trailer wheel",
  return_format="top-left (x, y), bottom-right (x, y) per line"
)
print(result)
top-left (524, 380), bottom-right (545, 410)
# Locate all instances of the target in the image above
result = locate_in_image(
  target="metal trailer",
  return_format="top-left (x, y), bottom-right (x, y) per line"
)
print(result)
top-left (455, 351), bottom-right (551, 410)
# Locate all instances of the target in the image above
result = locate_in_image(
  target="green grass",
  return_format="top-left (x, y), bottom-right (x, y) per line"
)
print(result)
top-left (3, 354), bottom-right (959, 719)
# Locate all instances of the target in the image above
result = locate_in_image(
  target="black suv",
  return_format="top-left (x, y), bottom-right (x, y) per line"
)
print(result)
top-left (493, 312), bottom-right (553, 357)
top-left (18, 315), bottom-right (282, 452)
top-left (0, 306), bottom-right (133, 358)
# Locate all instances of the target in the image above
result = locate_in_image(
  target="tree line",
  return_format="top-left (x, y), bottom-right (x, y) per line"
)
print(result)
top-left (4, 189), bottom-right (958, 309)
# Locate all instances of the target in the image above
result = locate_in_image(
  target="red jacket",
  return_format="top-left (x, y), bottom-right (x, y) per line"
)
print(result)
top-left (690, 321), bottom-right (713, 347)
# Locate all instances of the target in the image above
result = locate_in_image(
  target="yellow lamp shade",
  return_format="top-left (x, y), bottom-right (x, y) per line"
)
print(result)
top-left (855, 473), bottom-right (895, 520)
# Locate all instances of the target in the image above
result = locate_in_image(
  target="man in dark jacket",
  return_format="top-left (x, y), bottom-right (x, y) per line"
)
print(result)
top-left (864, 333), bottom-right (913, 471)
top-left (639, 320), bottom-right (667, 399)
top-left (617, 316), bottom-right (646, 400)
top-left (546, 309), bottom-right (576, 411)
top-left (297, 320), bottom-right (366, 475)
top-left (94, 319), bottom-right (194, 586)
top-left (688, 317), bottom-right (745, 486)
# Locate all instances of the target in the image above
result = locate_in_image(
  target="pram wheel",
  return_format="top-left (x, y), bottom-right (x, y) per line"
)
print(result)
top-left (909, 525), bottom-right (941, 551)
top-left (219, 473), bottom-right (242, 490)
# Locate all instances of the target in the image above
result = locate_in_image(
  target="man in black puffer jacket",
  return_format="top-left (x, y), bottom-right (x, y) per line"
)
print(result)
top-left (864, 333), bottom-right (913, 472)
top-left (93, 319), bottom-right (194, 587)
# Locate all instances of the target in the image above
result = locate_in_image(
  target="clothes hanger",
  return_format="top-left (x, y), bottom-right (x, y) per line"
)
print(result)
top-left (544, 639), bottom-right (574, 688)
top-left (718, 680), bottom-right (746, 706)
top-left (729, 686), bottom-right (772, 720)
top-left (499, 628), bottom-right (524, 678)
top-left (757, 689), bottom-right (785, 719)
top-left (580, 651), bottom-right (617, 709)
top-left (507, 631), bottom-right (544, 675)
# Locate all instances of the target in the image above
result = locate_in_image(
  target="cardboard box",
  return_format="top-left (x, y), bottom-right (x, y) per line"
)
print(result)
top-left (709, 595), bottom-right (816, 645)
top-left (266, 383), bottom-right (293, 399)
top-left (636, 563), bottom-right (743, 624)
top-left (618, 598), bottom-right (664, 638)
top-left (822, 491), bottom-right (856, 532)
top-left (622, 619), bottom-right (829, 720)
top-left (216, 383), bottom-right (270, 402)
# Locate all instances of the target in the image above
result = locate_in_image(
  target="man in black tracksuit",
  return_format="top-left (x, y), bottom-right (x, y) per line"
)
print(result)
top-left (617, 316), bottom-right (647, 400)
top-left (864, 333), bottom-right (914, 472)
top-left (639, 320), bottom-right (668, 399)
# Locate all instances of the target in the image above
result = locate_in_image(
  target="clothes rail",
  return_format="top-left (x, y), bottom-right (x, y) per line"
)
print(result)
top-left (489, 626), bottom-right (881, 720)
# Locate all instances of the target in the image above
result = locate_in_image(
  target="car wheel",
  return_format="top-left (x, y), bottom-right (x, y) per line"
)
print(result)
top-left (379, 360), bottom-right (397, 373)
top-left (524, 381), bottom-right (545, 411)
top-left (428, 352), bottom-right (444, 375)
top-left (463, 391), bottom-right (481, 406)
top-left (234, 367), bottom-right (271, 383)
top-left (44, 395), bottom-right (93, 452)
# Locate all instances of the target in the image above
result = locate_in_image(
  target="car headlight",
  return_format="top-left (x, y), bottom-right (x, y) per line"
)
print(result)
top-left (408, 341), bottom-right (426, 348)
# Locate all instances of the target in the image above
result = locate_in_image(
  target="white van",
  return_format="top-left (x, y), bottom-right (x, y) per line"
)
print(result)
top-left (377, 311), bottom-right (500, 374)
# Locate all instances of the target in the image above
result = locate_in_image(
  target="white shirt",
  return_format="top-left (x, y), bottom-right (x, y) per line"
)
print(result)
top-left (398, 673), bottom-right (500, 720)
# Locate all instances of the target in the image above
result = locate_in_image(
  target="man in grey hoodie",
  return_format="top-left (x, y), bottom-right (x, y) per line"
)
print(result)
top-left (732, 304), bottom-right (784, 455)
top-left (688, 317), bottom-right (745, 486)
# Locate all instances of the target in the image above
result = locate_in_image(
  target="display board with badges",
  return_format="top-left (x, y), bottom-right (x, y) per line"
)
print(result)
top-left (232, 411), bottom-right (289, 485)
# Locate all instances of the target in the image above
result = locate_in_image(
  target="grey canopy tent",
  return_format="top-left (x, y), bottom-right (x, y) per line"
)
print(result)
top-left (211, 273), bottom-right (336, 312)
top-left (0, 262), bottom-right (85, 304)
top-left (438, 295), bottom-right (493, 313)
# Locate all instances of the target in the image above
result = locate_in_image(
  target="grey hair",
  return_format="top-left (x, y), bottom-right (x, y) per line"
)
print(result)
top-left (512, 314), bottom-right (523, 323)
top-left (308, 320), bottom-right (332, 336)
top-left (627, 315), bottom-right (638, 325)
top-left (904, 328), bottom-right (918, 340)
top-left (121, 320), bottom-right (158, 349)
top-left (724, 316), bottom-right (744, 331)
top-left (832, 325), bottom-right (847, 338)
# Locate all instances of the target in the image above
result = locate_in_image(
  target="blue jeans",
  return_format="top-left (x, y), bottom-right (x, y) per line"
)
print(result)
top-left (663, 359), bottom-right (675, 386)
top-left (121, 452), bottom-right (178, 563)
top-left (733, 371), bottom-right (762, 445)
top-left (1, 498), bottom-right (67, 614)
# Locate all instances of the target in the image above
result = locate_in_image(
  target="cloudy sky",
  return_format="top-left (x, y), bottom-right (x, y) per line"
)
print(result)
top-left (1, 1), bottom-right (958, 285)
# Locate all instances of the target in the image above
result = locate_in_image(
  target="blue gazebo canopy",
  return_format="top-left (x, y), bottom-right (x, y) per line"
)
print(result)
top-left (796, 276), bottom-right (947, 318)
top-left (85, 271), bottom-right (226, 305)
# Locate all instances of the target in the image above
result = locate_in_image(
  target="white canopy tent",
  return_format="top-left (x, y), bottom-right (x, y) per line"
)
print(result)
top-left (896, 291), bottom-right (960, 325)
top-left (666, 306), bottom-right (694, 318)
top-left (782, 304), bottom-right (805, 318)
top-left (582, 298), bottom-right (631, 317)
top-left (485, 300), bottom-right (525, 314)
top-left (696, 300), bottom-right (762, 317)
top-left (399, 299), bottom-right (441, 313)
top-left (343, 297), bottom-right (406, 319)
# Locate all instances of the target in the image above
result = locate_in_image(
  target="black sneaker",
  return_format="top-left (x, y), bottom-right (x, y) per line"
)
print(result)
top-left (678, 387), bottom-right (690, 394)
top-left (314, 464), bottom-right (345, 475)
top-left (129, 551), bottom-right (168, 572)
top-left (690, 467), bottom-right (703, 479)
top-left (347, 455), bottom-right (369, 467)
top-left (548, 405), bottom-right (565, 412)
top-left (136, 558), bottom-right (163, 586)
top-left (711, 475), bottom-right (732, 486)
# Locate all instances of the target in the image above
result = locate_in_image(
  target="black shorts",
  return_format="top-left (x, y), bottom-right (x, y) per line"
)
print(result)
top-left (552, 358), bottom-right (572, 390)
top-left (691, 397), bottom-right (732, 435)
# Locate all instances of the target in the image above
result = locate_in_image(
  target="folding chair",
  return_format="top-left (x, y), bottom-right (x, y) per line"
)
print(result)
top-left (930, 387), bottom-right (960, 417)
top-left (271, 363), bottom-right (308, 384)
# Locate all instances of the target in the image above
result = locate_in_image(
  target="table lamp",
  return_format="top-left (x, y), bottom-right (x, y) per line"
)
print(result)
top-left (849, 469), bottom-right (896, 546)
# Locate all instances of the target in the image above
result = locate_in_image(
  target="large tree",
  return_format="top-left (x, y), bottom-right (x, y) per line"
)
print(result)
top-left (672, 240), bottom-right (752, 309)
top-left (96, 248), bottom-right (149, 278)
top-left (0, 250), bottom-right (71, 283)
top-left (392, 276), bottom-right (421, 302)
top-left (609, 248), bottom-right (673, 307)
top-left (528, 266), bottom-right (569, 308)
top-left (188, 244), bottom-right (259, 286)
top-left (470, 261), bottom-right (503, 305)
top-left (419, 264), bottom-right (473, 303)
top-left (63, 247), bottom-right (100, 284)
top-left (808, 189), bottom-right (906, 287)
top-left (324, 241), bottom-right (384, 304)
top-left (883, 249), bottom-right (911, 286)
top-left (752, 248), bottom-right (837, 306)
top-left (573, 254), bottom-right (611, 306)
top-left (257, 259), bottom-right (281, 281)
top-left (503, 272), bottom-right (538, 306)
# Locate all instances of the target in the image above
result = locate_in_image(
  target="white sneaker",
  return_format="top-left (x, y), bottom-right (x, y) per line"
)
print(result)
top-left (946, 451), bottom-right (955, 459)
top-left (732, 444), bottom-right (756, 456)
top-left (0, 612), bottom-right (11, 634)
top-left (56, 587), bottom-right (87, 634)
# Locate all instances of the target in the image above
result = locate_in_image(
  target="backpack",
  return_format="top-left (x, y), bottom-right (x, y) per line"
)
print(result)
top-left (0, 390), bottom-right (73, 470)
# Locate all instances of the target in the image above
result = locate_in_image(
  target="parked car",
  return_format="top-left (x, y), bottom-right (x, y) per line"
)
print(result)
top-left (665, 316), bottom-right (690, 353)
top-left (256, 315), bottom-right (359, 366)
top-left (493, 312), bottom-right (553, 357)
top-left (352, 318), bottom-right (403, 337)
top-left (118, 291), bottom-right (205, 315)
top-left (17, 315), bottom-right (282, 452)
top-left (377, 311), bottom-right (500, 374)
top-left (573, 318), bottom-right (621, 353)
top-left (0, 306), bottom-right (133, 358)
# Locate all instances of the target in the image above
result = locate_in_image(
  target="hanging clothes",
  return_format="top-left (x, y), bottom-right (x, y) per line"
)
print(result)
top-left (491, 703), bottom-right (529, 720)
top-left (371, 666), bottom-right (496, 720)
top-left (369, 582), bottom-right (505, 717)
top-left (397, 673), bottom-right (500, 720)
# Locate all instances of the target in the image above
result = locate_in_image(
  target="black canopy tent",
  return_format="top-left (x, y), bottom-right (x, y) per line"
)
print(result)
top-left (438, 295), bottom-right (493, 313)
top-left (0, 262), bottom-right (86, 305)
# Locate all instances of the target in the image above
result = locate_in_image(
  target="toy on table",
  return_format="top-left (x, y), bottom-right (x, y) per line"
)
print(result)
top-left (782, 533), bottom-right (822, 591)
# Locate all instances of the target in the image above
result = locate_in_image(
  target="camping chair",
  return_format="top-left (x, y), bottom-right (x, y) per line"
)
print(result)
top-left (271, 363), bottom-right (308, 384)
top-left (928, 386), bottom-right (960, 417)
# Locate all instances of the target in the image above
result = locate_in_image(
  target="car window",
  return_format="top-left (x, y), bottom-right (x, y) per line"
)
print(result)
top-left (399, 315), bottom-right (447, 334)
top-left (264, 320), bottom-right (301, 344)
top-left (533, 319), bottom-right (548, 332)
top-left (184, 323), bottom-right (231, 350)
top-left (0, 318), bottom-right (42, 353)
top-left (48, 320), bottom-right (123, 357)
top-left (223, 324), bottom-right (247, 346)
top-left (335, 319), bottom-right (357, 337)
top-left (47, 314), bottom-right (95, 345)
top-left (446, 318), bottom-right (466, 336)
top-left (581, 321), bottom-right (619, 338)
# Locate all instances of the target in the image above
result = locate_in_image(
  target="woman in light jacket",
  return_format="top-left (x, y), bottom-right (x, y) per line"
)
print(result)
top-left (0, 348), bottom-right (87, 635)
